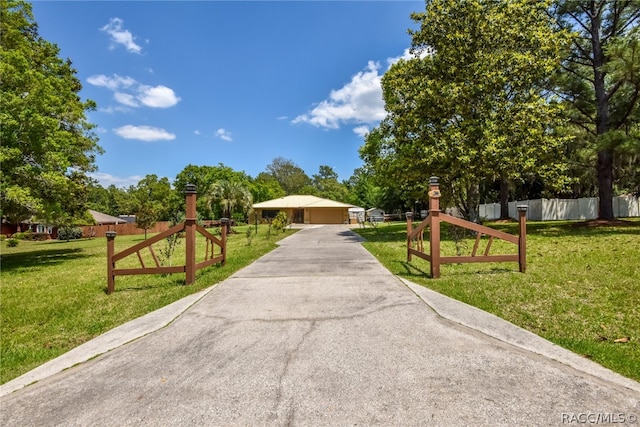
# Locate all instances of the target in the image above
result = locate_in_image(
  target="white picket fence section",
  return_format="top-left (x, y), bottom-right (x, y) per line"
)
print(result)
top-left (479, 195), bottom-right (640, 221)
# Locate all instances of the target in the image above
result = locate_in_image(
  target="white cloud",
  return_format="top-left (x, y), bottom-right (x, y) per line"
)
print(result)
top-left (293, 61), bottom-right (386, 130)
top-left (193, 130), bottom-right (201, 135)
top-left (353, 126), bottom-right (370, 137)
top-left (86, 74), bottom-right (136, 90)
top-left (293, 49), bottom-right (430, 133)
top-left (215, 128), bottom-right (233, 142)
top-left (87, 74), bottom-right (180, 109)
top-left (114, 125), bottom-right (176, 141)
top-left (101, 18), bottom-right (142, 53)
top-left (138, 85), bottom-right (181, 108)
top-left (113, 92), bottom-right (139, 107)
top-left (89, 172), bottom-right (144, 188)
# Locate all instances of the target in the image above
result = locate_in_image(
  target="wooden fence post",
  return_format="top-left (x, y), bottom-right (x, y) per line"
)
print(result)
top-left (517, 205), bottom-right (528, 273)
top-left (406, 212), bottom-right (414, 262)
top-left (106, 231), bottom-right (117, 294)
top-left (220, 218), bottom-right (228, 266)
top-left (428, 176), bottom-right (441, 278)
top-left (185, 184), bottom-right (197, 285)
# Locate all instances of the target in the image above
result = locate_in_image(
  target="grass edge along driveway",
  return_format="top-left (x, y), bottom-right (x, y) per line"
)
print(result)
top-left (353, 219), bottom-right (640, 383)
top-left (0, 224), bottom-right (295, 385)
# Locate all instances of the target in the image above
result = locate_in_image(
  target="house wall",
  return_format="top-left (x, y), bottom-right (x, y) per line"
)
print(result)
top-left (253, 208), bottom-right (349, 224)
top-left (307, 208), bottom-right (348, 224)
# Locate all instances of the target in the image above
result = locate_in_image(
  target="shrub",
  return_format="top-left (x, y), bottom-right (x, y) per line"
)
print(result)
top-left (6, 238), bottom-right (19, 247)
top-left (11, 231), bottom-right (50, 241)
top-left (57, 226), bottom-right (83, 241)
top-left (245, 227), bottom-right (255, 246)
top-left (0, 234), bottom-right (7, 241)
top-left (271, 211), bottom-right (289, 231)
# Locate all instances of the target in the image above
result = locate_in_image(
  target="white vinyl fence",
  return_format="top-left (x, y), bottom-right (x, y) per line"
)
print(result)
top-left (479, 195), bottom-right (640, 221)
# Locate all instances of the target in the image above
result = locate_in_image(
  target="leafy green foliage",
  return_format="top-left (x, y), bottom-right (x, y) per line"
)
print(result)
top-left (206, 180), bottom-right (253, 220)
top-left (57, 226), bottom-right (83, 241)
top-left (361, 0), bottom-right (571, 221)
top-left (271, 211), bottom-right (290, 231)
top-left (0, 0), bottom-right (102, 226)
top-left (311, 165), bottom-right (350, 202)
top-left (11, 231), bottom-right (49, 241)
top-left (265, 157), bottom-right (311, 195)
top-left (552, 1), bottom-right (640, 218)
top-left (135, 203), bottom-right (157, 239)
top-left (158, 212), bottom-right (184, 267)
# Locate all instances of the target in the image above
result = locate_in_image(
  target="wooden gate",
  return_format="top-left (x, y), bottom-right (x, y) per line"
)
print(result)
top-left (407, 177), bottom-right (527, 278)
top-left (105, 184), bottom-right (227, 294)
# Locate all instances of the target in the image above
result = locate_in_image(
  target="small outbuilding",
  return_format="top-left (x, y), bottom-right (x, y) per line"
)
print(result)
top-left (348, 207), bottom-right (365, 224)
top-left (252, 195), bottom-right (356, 224)
top-left (365, 208), bottom-right (385, 223)
top-left (89, 210), bottom-right (127, 225)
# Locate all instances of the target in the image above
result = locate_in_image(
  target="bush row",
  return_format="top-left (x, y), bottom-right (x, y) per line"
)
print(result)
top-left (57, 226), bottom-right (83, 241)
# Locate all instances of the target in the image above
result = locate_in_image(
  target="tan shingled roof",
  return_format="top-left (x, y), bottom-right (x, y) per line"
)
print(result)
top-left (89, 210), bottom-right (127, 225)
top-left (253, 195), bottom-right (355, 209)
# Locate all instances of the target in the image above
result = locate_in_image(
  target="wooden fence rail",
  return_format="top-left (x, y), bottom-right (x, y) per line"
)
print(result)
top-left (407, 177), bottom-right (527, 278)
top-left (106, 184), bottom-right (227, 294)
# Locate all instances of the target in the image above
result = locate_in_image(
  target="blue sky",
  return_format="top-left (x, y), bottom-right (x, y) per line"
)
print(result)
top-left (32, 1), bottom-right (422, 188)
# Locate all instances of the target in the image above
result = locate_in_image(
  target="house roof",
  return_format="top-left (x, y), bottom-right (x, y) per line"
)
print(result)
top-left (253, 195), bottom-right (355, 209)
top-left (89, 210), bottom-right (127, 225)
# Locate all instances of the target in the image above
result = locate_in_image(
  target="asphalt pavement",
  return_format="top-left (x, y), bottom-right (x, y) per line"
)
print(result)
top-left (1, 225), bottom-right (638, 426)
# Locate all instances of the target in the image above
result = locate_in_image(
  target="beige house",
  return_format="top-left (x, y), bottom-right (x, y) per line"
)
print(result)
top-left (252, 195), bottom-right (357, 224)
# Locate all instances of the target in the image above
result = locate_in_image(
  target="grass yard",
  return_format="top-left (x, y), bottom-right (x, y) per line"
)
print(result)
top-left (0, 224), bottom-right (295, 384)
top-left (354, 218), bottom-right (640, 382)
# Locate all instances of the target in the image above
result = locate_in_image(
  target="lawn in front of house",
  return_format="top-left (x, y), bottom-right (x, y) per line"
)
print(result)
top-left (354, 219), bottom-right (640, 382)
top-left (0, 224), bottom-right (294, 384)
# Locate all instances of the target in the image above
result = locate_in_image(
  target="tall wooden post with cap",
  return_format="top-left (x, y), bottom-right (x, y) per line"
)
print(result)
top-left (106, 231), bottom-right (117, 294)
top-left (185, 184), bottom-right (197, 285)
top-left (428, 176), bottom-right (442, 278)
top-left (517, 205), bottom-right (528, 273)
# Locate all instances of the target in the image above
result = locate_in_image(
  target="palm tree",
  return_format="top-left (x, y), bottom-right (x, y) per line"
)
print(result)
top-left (206, 180), bottom-right (253, 220)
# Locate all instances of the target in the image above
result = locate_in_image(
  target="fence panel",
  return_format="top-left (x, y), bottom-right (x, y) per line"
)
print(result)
top-left (81, 222), bottom-right (170, 238)
top-left (481, 196), bottom-right (639, 221)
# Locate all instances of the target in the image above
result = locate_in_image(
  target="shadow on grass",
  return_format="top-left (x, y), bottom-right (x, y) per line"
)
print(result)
top-left (105, 275), bottom-right (187, 294)
top-left (0, 248), bottom-right (89, 272)
top-left (394, 260), bottom-right (516, 279)
top-left (394, 260), bottom-right (432, 279)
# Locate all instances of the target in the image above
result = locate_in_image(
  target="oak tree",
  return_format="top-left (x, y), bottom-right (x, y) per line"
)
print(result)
top-left (362, 0), bottom-right (570, 221)
top-left (1, 0), bottom-right (102, 227)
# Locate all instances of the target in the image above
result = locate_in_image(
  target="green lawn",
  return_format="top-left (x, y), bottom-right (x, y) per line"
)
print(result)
top-left (0, 224), bottom-right (295, 384)
top-left (354, 219), bottom-right (640, 382)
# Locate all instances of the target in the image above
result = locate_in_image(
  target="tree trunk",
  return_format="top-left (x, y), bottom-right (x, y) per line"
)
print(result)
top-left (499, 176), bottom-right (510, 220)
top-left (467, 183), bottom-right (481, 223)
top-left (591, 6), bottom-right (615, 220)
top-left (597, 148), bottom-right (615, 219)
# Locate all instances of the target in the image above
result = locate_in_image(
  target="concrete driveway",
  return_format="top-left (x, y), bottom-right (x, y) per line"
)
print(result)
top-left (1, 225), bottom-right (638, 426)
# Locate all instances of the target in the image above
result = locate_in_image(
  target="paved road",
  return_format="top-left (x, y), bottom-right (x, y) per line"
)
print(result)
top-left (1, 225), bottom-right (638, 426)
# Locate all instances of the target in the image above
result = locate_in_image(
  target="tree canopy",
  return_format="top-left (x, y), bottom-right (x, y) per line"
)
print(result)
top-left (552, 1), bottom-right (640, 217)
top-left (361, 0), bottom-right (571, 221)
top-left (264, 157), bottom-right (311, 195)
top-left (0, 0), bottom-right (102, 226)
